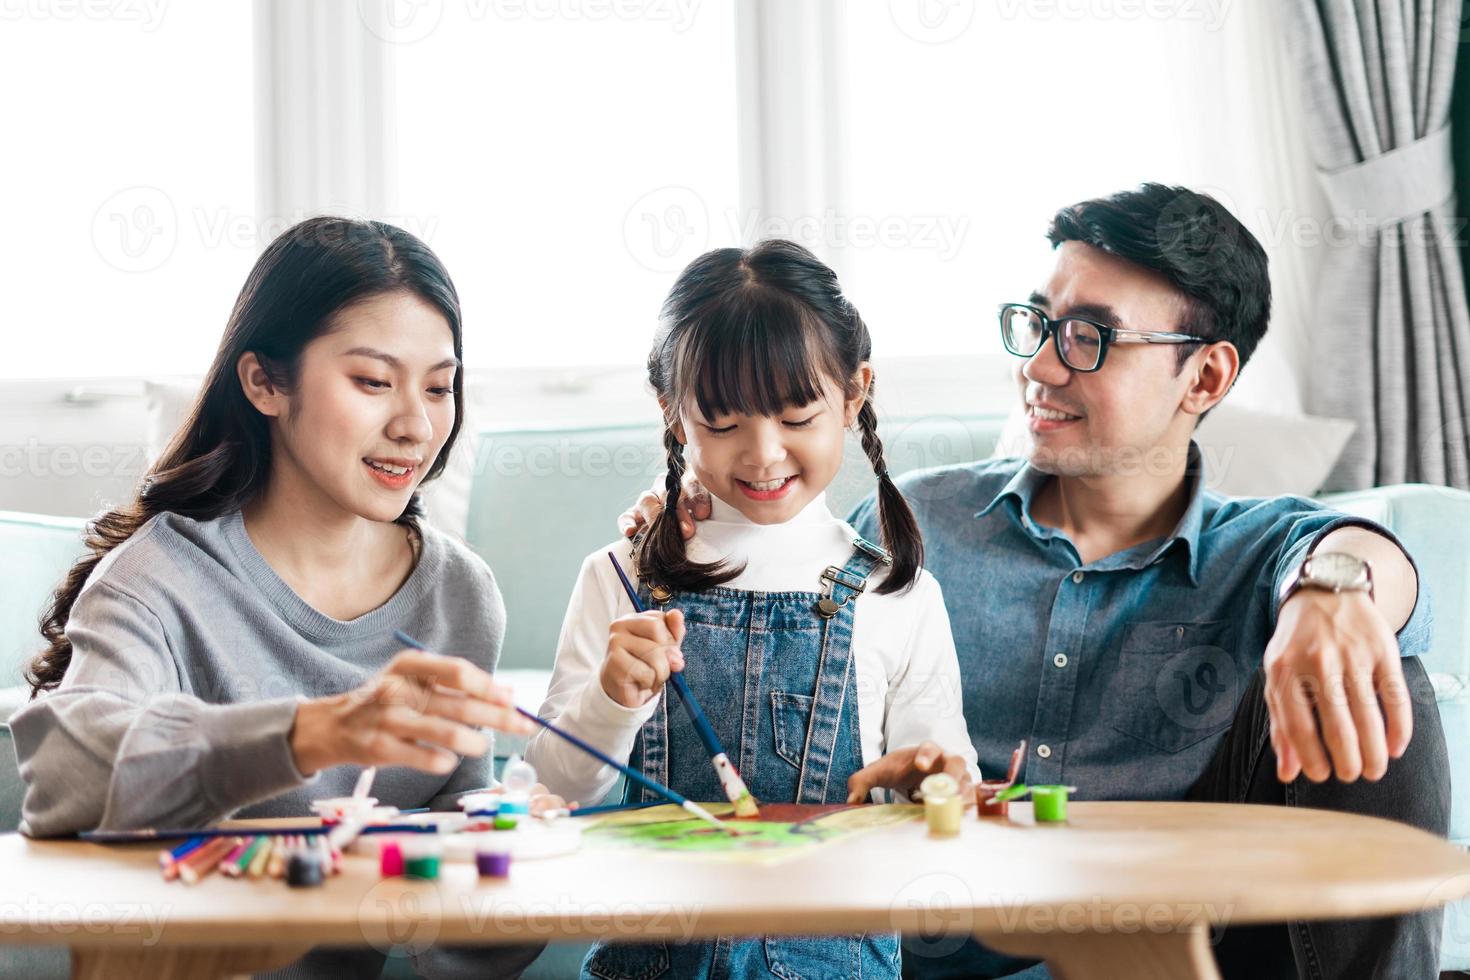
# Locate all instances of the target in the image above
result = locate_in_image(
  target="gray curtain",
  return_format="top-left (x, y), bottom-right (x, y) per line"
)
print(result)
top-left (1281, 0), bottom-right (1470, 490)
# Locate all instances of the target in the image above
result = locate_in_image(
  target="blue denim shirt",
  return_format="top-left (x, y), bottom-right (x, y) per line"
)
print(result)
top-left (847, 444), bottom-right (1433, 801)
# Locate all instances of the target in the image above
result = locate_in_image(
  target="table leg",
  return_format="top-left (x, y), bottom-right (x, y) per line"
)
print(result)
top-left (72, 944), bottom-right (313, 980)
top-left (976, 920), bottom-right (1221, 980)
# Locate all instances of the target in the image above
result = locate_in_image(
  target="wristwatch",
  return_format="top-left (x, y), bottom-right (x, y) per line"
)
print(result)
top-left (1278, 550), bottom-right (1375, 609)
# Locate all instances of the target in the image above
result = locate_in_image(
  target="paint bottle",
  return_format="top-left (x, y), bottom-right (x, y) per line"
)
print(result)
top-left (403, 839), bottom-right (442, 881)
top-left (476, 846), bottom-right (512, 878)
top-left (499, 755), bottom-right (537, 814)
top-left (379, 840), bottom-right (405, 877)
top-left (1029, 785), bottom-right (1076, 823)
top-left (920, 773), bottom-right (963, 837)
top-left (975, 779), bottom-right (1015, 819)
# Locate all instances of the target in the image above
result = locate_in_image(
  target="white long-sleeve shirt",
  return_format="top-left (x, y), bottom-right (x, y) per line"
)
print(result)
top-left (526, 492), bottom-right (980, 805)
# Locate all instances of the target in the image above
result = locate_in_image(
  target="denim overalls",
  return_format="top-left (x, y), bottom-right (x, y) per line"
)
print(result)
top-left (582, 537), bottom-right (902, 980)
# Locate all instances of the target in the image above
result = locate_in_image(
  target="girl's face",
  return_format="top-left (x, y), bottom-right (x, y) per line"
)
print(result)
top-left (247, 290), bottom-right (459, 524)
top-left (674, 368), bottom-right (869, 525)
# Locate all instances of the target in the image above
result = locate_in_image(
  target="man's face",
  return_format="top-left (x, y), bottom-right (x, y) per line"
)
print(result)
top-left (1014, 241), bottom-right (1204, 477)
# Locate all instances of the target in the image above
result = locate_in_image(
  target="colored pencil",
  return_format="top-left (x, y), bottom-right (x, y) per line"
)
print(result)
top-left (393, 629), bottom-right (729, 832)
top-left (247, 835), bottom-right (274, 878)
top-left (267, 836), bottom-right (289, 878)
top-left (605, 553), bottom-right (760, 818)
top-left (157, 836), bottom-right (206, 880)
top-left (178, 836), bottom-right (241, 885)
top-left (225, 836), bottom-right (266, 878)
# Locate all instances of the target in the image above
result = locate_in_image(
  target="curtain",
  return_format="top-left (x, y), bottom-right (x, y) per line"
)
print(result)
top-left (1279, 0), bottom-right (1470, 490)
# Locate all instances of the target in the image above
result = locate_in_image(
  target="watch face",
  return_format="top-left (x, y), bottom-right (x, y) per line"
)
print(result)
top-left (1307, 552), bottom-right (1367, 588)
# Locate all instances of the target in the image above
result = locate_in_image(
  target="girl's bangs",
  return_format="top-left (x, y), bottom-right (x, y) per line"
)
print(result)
top-left (670, 292), bottom-right (844, 421)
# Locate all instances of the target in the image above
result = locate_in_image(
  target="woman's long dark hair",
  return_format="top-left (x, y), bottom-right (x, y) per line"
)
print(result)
top-left (637, 238), bottom-right (922, 596)
top-left (27, 217), bottom-right (465, 696)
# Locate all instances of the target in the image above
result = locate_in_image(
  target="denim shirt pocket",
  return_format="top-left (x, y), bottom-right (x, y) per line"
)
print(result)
top-left (1105, 620), bottom-right (1241, 753)
top-left (584, 941), bottom-right (671, 980)
top-left (771, 692), bottom-right (815, 769)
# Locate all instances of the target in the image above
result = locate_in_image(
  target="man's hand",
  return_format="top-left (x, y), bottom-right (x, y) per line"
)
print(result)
top-left (846, 741), bottom-right (974, 804)
top-left (1263, 589), bottom-right (1412, 784)
top-left (616, 473), bottom-right (712, 540)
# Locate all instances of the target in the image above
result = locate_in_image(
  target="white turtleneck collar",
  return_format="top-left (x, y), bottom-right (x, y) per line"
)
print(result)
top-left (705, 490), bottom-right (835, 528)
top-left (686, 491), bottom-right (865, 593)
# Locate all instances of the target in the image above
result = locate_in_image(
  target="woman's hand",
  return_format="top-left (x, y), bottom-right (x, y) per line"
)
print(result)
top-left (600, 609), bottom-right (686, 708)
top-left (846, 741), bottom-right (975, 805)
top-left (290, 648), bottom-right (535, 777)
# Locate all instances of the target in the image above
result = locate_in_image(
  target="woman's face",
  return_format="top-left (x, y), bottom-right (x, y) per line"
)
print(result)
top-left (254, 290), bottom-right (459, 524)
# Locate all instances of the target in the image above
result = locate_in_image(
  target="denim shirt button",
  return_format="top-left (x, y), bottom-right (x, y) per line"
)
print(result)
top-left (1036, 744), bottom-right (1052, 758)
top-left (1071, 571), bottom-right (1084, 584)
top-left (1053, 653), bottom-right (1068, 668)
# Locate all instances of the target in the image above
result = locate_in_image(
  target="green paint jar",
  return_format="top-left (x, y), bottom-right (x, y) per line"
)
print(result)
top-left (404, 854), bottom-right (441, 879)
top-left (1029, 785), bottom-right (1074, 822)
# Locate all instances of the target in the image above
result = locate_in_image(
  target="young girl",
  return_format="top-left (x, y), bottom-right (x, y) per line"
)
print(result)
top-left (12, 217), bottom-right (547, 979)
top-left (527, 239), bottom-right (979, 980)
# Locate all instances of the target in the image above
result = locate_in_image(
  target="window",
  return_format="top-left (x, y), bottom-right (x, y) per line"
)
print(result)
top-left (0, 4), bottom-right (255, 378)
top-left (836, 5), bottom-right (1197, 362)
top-left (394, 0), bottom-right (741, 371)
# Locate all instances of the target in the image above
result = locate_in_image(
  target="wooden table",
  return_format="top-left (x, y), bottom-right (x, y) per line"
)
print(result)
top-left (1, 802), bottom-right (1466, 979)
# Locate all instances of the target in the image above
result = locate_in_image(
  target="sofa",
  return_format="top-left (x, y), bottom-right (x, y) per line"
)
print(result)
top-left (3, 413), bottom-right (1467, 974)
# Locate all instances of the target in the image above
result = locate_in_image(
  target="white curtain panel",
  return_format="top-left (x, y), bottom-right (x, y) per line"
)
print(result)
top-left (1278, 0), bottom-right (1470, 490)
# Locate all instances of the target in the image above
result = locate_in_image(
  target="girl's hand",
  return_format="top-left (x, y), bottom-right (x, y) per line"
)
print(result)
top-left (290, 648), bottom-right (535, 777)
top-left (528, 784), bottom-right (578, 817)
top-left (600, 610), bottom-right (686, 708)
top-left (617, 473), bottom-right (711, 540)
top-left (845, 741), bottom-right (975, 805)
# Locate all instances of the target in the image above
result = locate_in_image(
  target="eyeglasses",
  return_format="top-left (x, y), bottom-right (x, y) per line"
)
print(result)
top-left (998, 303), bottom-right (1210, 373)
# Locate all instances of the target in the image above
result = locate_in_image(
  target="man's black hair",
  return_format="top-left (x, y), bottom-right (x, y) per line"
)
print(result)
top-left (1047, 183), bottom-right (1271, 371)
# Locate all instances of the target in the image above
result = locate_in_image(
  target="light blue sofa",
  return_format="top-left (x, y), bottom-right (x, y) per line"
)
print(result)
top-left (3, 414), bottom-right (1467, 974)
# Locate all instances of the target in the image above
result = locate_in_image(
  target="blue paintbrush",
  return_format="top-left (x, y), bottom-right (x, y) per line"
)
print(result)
top-left (605, 553), bottom-right (760, 818)
top-left (392, 629), bottom-right (729, 831)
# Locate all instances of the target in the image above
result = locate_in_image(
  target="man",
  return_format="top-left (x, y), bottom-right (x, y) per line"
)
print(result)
top-left (624, 185), bottom-right (1450, 979)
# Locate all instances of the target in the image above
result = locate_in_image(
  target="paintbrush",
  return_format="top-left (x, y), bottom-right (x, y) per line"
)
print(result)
top-left (605, 552), bottom-right (760, 818)
top-left (392, 629), bottom-right (730, 832)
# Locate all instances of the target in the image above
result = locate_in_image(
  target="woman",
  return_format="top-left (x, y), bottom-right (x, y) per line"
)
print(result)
top-left (13, 216), bottom-right (544, 978)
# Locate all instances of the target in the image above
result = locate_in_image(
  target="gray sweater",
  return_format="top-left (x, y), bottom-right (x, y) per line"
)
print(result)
top-left (8, 508), bottom-right (549, 979)
top-left (11, 507), bottom-right (506, 837)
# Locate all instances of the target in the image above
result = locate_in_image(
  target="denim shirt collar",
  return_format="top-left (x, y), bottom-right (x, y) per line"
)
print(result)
top-left (976, 441), bottom-right (1207, 586)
